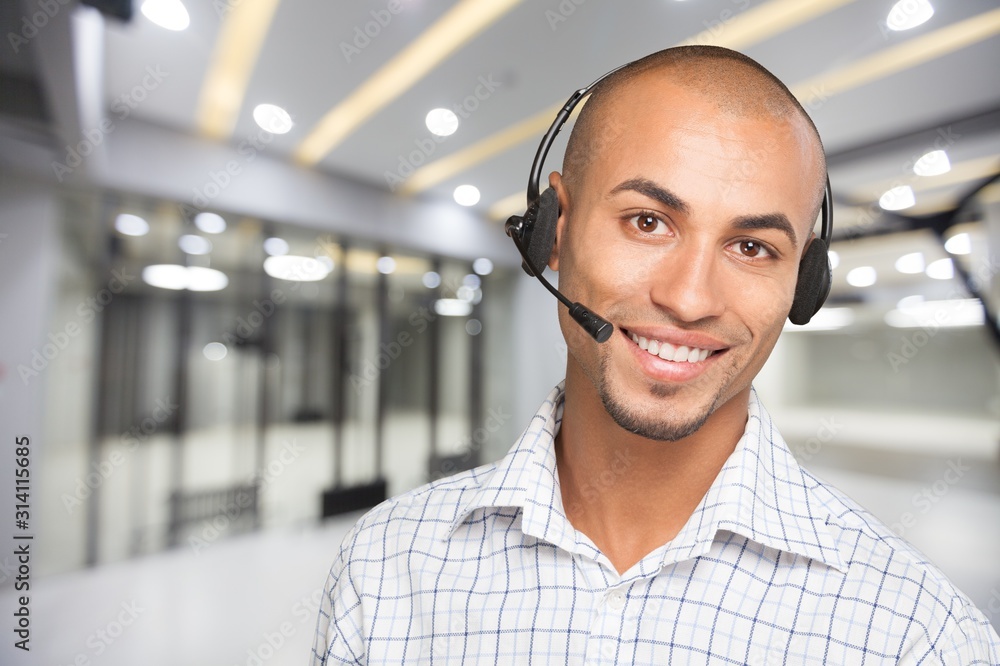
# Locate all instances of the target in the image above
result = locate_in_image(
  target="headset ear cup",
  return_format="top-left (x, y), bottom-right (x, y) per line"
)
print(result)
top-left (523, 187), bottom-right (560, 273)
top-left (789, 239), bottom-right (832, 325)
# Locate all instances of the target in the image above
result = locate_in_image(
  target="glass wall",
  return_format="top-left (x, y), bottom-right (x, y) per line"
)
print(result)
top-left (37, 188), bottom-right (514, 573)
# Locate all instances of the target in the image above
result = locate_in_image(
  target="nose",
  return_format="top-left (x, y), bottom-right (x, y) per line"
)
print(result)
top-left (646, 241), bottom-right (726, 323)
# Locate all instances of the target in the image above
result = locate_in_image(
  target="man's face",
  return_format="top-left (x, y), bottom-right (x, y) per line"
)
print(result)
top-left (551, 77), bottom-right (823, 441)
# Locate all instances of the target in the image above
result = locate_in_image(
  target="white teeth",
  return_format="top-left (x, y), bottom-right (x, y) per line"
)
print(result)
top-left (628, 331), bottom-right (714, 364)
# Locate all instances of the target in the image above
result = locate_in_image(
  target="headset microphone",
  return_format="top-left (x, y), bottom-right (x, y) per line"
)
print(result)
top-left (505, 212), bottom-right (614, 342)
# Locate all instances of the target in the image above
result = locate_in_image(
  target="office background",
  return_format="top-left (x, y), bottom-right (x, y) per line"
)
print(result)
top-left (0, 0), bottom-right (998, 664)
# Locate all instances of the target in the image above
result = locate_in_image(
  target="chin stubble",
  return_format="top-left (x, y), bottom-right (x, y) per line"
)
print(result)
top-left (593, 354), bottom-right (719, 442)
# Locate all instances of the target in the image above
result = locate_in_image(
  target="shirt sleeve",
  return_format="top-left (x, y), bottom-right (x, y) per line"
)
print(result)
top-left (310, 523), bottom-right (367, 666)
top-left (935, 596), bottom-right (1000, 665)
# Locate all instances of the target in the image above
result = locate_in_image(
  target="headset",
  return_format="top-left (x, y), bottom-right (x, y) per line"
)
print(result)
top-left (504, 60), bottom-right (834, 343)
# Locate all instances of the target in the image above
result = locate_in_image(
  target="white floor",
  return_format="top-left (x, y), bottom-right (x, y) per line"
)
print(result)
top-left (0, 514), bottom-right (360, 666)
top-left (1, 468), bottom-right (998, 666)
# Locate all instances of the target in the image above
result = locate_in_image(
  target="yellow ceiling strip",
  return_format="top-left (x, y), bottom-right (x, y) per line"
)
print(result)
top-left (981, 180), bottom-right (1000, 205)
top-left (294, 0), bottom-right (522, 166)
top-left (406, 0), bottom-right (859, 196)
top-left (857, 156), bottom-right (1000, 202)
top-left (680, 0), bottom-right (858, 49)
top-left (197, 0), bottom-right (282, 140)
top-left (793, 7), bottom-right (1000, 105)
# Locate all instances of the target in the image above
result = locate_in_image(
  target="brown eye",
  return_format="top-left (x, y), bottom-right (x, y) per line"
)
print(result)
top-left (627, 212), bottom-right (668, 236)
top-left (637, 215), bottom-right (658, 232)
top-left (740, 240), bottom-right (766, 257)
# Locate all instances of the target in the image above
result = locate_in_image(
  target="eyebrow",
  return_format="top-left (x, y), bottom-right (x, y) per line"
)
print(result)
top-left (608, 178), bottom-right (690, 215)
top-left (732, 213), bottom-right (798, 248)
top-left (609, 177), bottom-right (799, 248)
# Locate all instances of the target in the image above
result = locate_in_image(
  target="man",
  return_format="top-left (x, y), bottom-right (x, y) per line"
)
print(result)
top-left (312, 46), bottom-right (1000, 664)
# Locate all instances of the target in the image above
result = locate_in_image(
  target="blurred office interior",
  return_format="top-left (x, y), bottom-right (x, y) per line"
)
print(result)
top-left (0, 0), bottom-right (998, 664)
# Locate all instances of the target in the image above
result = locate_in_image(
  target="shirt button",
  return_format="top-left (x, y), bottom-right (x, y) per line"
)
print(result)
top-left (606, 590), bottom-right (626, 611)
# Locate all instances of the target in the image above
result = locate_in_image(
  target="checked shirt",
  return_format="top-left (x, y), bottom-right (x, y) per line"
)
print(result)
top-left (313, 383), bottom-right (1000, 664)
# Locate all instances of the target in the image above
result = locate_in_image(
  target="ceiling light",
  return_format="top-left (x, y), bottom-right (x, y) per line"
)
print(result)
top-left (253, 103), bottom-right (294, 134)
top-left (186, 267), bottom-right (229, 291)
top-left (885, 298), bottom-right (982, 328)
top-left (263, 255), bottom-right (331, 282)
top-left (263, 237), bottom-right (289, 256)
top-left (115, 214), bottom-right (149, 236)
top-left (194, 212), bottom-right (226, 234)
top-left (425, 108), bottom-right (459, 137)
top-left (316, 255), bottom-right (335, 271)
top-left (473, 258), bottom-right (493, 275)
top-left (827, 250), bottom-right (840, 270)
top-left (376, 256), bottom-right (396, 275)
top-left (457, 285), bottom-right (474, 302)
top-left (879, 185), bottom-right (915, 211)
top-left (434, 298), bottom-right (473, 317)
top-left (925, 258), bottom-right (953, 280)
top-left (143, 264), bottom-right (188, 290)
top-left (913, 149), bottom-right (950, 176)
top-left (178, 234), bottom-right (212, 255)
top-left (422, 271), bottom-right (441, 288)
top-left (897, 294), bottom-right (925, 311)
top-left (944, 232), bottom-right (971, 255)
top-left (784, 307), bottom-right (854, 332)
top-left (462, 274), bottom-right (482, 289)
top-left (454, 184), bottom-right (481, 206)
top-left (142, 265), bottom-right (229, 291)
top-left (894, 252), bottom-right (925, 274)
top-left (203, 342), bottom-right (228, 361)
top-left (140, 0), bottom-right (190, 31)
top-left (465, 319), bottom-right (483, 336)
top-left (846, 266), bottom-right (877, 287)
top-left (886, 0), bottom-right (934, 32)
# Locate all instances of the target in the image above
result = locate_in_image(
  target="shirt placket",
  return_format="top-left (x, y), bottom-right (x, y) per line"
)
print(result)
top-left (582, 564), bottom-right (669, 666)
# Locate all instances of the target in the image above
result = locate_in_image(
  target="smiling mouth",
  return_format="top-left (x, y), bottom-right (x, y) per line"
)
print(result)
top-left (621, 328), bottom-right (722, 364)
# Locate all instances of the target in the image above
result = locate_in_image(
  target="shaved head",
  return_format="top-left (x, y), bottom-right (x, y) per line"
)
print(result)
top-left (562, 46), bottom-right (827, 218)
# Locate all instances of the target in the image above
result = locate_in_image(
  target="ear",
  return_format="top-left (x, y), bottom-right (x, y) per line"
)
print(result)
top-left (547, 171), bottom-right (570, 271)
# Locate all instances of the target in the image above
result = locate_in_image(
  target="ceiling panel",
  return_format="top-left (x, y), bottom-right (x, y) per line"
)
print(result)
top-left (97, 1), bottom-right (999, 213)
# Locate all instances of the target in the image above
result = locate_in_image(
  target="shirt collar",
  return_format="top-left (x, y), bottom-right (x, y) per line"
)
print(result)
top-left (447, 383), bottom-right (578, 549)
top-left (448, 382), bottom-right (848, 574)
top-left (677, 390), bottom-right (848, 573)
